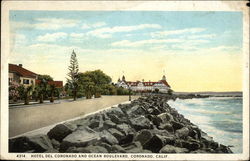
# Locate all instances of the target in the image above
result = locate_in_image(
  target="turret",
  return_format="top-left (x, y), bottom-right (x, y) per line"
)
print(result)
top-left (122, 75), bottom-right (126, 82)
top-left (162, 75), bottom-right (166, 81)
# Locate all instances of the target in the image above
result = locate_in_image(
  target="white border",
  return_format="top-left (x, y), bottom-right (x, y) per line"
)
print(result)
top-left (1, 1), bottom-right (249, 160)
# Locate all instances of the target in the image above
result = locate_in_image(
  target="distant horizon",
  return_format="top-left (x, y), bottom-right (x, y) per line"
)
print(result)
top-left (9, 11), bottom-right (243, 92)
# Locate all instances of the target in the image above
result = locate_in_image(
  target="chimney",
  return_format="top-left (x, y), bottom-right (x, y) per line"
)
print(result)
top-left (18, 64), bottom-right (23, 68)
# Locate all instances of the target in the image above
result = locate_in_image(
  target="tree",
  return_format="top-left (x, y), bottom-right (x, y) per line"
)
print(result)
top-left (67, 50), bottom-right (79, 101)
top-left (38, 75), bottom-right (53, 81)
top-left (9, 82), bottom-right (20, 102)
top-left (37, 79), bottom-right (48, 103)
top-left (18, 85), bottom-right (33, 105)
top-left (49, 84), bottom-right (56, 102)
top-left (77, 70), bottom-right (112, 98)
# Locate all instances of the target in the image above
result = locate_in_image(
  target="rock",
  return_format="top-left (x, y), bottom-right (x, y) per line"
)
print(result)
top-left (47, 123), bottom-right (77, 142)
top-left (159, 145), bottom-right (189, 153)
top-left (9, 135), bottom-right (54, 153)
top-left (130, 116), bottom-right (153, 131)
top-left (135, 130), bottom-right (153, 146)
top-left (88, 119), bottom-right (100, 129)
top-left (79, 145), bottom-right (108, 153)
top-left (176, 127), bottom-right (190, 139)
top-left (51, 139), bottom-right (60, 149)
top-left (158, 123), bottom-right (174, 132)
top-left (116, 123), bottom-right (132, 135)
top-left (126, 105), bottom-right (147, 117)
top-left (147, 115), bottom-right (162, 127)
top-left (110, 145), bottom-right (126, 153)
top-left (143, 135), bottom-right (165, 153)
top-left (95, 142), bottom-right (112, 152)
top-left (119, 134), bottom-right (134, 145)
top-left (123, 141), bottom-right (143, 153)
top-left (103, 120), bottom-right (116, 129)
top-left (106, 107), bottom-right (125, 118)
top-left (60, 127), bottom-right (100, 152)
top-left (108, 128), bottom-right (124, 141)
top-left (181, 140), bottom-right (200, 151)
top-left (150, 108), bottom-right (162, 115)
top-left (44, 149), bottom-right (59, 153)
top-left (66, 145), bottom-right (108, 153)
top-left (217, 144), bottom-right (233, 153)
top-left (108, 114), bottom-right (121, 124)
top-left (100, 130), bottom-right (119, 145)
top-left (157, 113), bottom-right (174, 123)
top-left (171, 121), bottom-right (184, 130)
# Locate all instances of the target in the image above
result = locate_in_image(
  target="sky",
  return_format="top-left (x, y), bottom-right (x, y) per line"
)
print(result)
top-left (9, 11), bottom-right (243, 92)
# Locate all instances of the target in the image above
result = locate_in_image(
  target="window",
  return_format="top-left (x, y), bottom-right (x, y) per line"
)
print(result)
top-left (23, 79), bottom-right (29, 84)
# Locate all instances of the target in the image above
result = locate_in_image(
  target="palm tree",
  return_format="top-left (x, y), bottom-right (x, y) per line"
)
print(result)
top-left (38, 79), bottom-right (48, 103)
top-left (50, 84), bottom-right (56, 103)
top-left (24, 86), bottom-right (33, 105)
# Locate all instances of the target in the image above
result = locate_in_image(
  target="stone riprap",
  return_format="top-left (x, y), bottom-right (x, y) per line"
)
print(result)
top-left (9, 95), bottom-right (232, 153)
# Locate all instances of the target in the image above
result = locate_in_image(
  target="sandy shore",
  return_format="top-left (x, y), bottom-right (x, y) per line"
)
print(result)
top-left (9, 95), bottom-right (139, 137)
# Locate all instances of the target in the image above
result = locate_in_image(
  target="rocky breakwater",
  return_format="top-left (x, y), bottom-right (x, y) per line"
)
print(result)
top-left (9, 95), bottom-right (232, 153)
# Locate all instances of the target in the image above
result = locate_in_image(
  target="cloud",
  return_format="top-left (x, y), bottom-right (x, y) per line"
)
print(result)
top-left (81, 22), bottom-right (106, 29)
top-left (151, 28), bottom-right (206, 38)
top-left (37, 32), bottom-right (68, 42)
top-left (111, 39), bottom-right (183, 47)
top-left (11, 18), bottom-right (80, 30)
top-left (87, 24), bottom-right (162, 38)
top-left (187, 34), bottom-right (216, 39)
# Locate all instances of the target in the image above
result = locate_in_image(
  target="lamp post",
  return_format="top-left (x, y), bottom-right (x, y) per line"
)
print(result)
top-left (128, 85), bottom-right (131, 101)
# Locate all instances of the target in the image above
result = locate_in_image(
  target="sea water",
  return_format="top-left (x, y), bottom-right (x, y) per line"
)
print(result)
top-left (167, 97), bottom-right (243, 153)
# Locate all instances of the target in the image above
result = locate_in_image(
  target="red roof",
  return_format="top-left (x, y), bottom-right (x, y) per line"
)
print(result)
top-left (160, 80), bottom-right (171, 87)
top-left (9, 64), bottom-right (37, 78)
top-left (124, 80), bottom-right (170, 87)
top-left (35, 80), bottom-right (63, 88)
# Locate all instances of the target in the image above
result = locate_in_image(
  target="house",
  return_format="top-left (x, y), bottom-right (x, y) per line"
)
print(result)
top-left (116, 75), bottom-right (171, 93)
top-left (9, 64), bottom-right (63, 88)
top-left (9, 64), bottom-right (38, 87)
top-left (35, 80), bottom-right (63, 88)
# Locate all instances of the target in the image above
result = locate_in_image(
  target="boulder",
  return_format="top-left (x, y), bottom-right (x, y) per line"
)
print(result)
top-left (143, 135), bottom-right (165, 153)
top-left (130, 116), bottom-right (153, 131)
top-left (110, 145), bottom-right (126, 153)
top-left (47, 123), bottom-right (77, 142)
top-left (116, 123), bottom-right (133, 135)
top-left (108, 128), bottom-right (124, 141)
top-left (176, 127), bottom-right (190, 139)
top-left (88, 119), bottom-right (100, 129)
top-left (60, 127), bottom-right (100, 152)
top-left (157, 113), bottom-right (174, 123)
top-left (108, 114), bottom-right (121, 124)
top-left (126, 105), bottom-right (147, 117)
top-left (100, 130), bottom-right (119, 145)
top-left (159, 145), bottom-right (189, 153)
top-left (103, 120), bottom-right (116, 129)
top-left (134, 130), bottom-right (153, 146)
top-left (181, 140), bottom-right (200, 151)
top-left (119, 134), bottom-right (134, 145)
top-left (9, 135), bottom-right (54, 153)
top-left (171, 121), bottom-right (184, 131)
top-left (158, 123), bottom-right (174, 133)
top-left (66, 145), bottom-right (108, 153)
top-left (123, 141), bottom-right (143, 153)
top-left (106, 107), bottom-right (125, 118)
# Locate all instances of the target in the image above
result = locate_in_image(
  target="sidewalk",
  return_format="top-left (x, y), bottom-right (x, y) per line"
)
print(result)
top-left (9, 95), bottom-right (139, 137)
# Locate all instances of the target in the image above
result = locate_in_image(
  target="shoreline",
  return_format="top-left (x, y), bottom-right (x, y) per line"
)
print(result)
top-left (9, 94), bottom-right (233, 153)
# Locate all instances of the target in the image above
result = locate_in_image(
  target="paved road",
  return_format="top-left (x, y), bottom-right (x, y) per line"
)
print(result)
top-left (9, 95), bottom-right (139, 137)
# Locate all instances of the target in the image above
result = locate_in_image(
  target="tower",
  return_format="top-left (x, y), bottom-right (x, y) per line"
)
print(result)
top-left (122, 75), bottom-right (126, 82)
top-left (162, 75), bottom-right (166, 81)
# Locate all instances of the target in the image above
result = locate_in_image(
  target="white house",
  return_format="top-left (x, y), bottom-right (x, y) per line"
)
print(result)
top-left (116, 75), bottom-right (171, 93)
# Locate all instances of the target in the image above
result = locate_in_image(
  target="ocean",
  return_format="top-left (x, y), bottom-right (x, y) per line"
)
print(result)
top-left (167, 97), bottom-right (243, 153)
